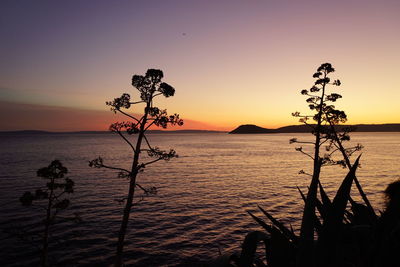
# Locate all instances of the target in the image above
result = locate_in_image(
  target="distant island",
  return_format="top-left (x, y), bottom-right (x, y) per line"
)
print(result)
top-left (229, 124), bottom-right (400, 134)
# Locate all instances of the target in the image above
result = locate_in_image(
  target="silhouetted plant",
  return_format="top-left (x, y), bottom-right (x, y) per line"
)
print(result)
top-left (89, 69), bottom-right (183, 266)
top-left (290, 63), bottom-right (376, 255)
top-left (213, 63), bottom-right (376, 267)
top-left (291, 66), bottom-right (373, 212)
top-left (19, 160), bottom-right (75, 267)
top-left (291, 63), bottom-right (371, 266)
top-left (292, 66), bottom-right (345, 227)
top-left (207, 63), bottom-right (400, 267)
top-left (291, 63), bottom-right (351, 168)
top-left (368, 179), bottom-right (400, 267)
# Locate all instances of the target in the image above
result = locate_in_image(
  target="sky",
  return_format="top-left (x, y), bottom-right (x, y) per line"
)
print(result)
top-left (1, 0), bottom-right (399, 131)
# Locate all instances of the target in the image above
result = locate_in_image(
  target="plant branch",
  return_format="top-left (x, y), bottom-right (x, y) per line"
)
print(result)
top-left (116, 130), bottom-right (136, 152)
top-left (145, 119), bottom-right (157, 131)
top-left (101, 164), bottom-right (131, 174)
top-left (143, 135), bottom-right (153, 150)
top-left (129, 100), bottom-right (145, 105)
top-left (116, 109), bottom-right (140, 123)
top-left (297, 149), bottom-right (314, 160)
top-left (142, 158), bottom-right (164, 167)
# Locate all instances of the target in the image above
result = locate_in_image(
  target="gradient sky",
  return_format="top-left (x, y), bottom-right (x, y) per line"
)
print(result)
top-left (1, 0), bottom-right (399, 131)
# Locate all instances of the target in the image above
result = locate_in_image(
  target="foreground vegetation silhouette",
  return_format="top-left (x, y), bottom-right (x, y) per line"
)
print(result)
top-left (372, 180), bottom-right (400, 267)
top-left (211, 63), bottom-right (400, 267)
top-left (89, 69), bottom-right (183, 266)
top-left (19, 160), bottom-right (75, 267)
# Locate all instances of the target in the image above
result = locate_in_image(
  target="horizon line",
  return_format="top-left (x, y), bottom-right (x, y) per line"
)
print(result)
top-left (2, 122), bottom-right (400, 134)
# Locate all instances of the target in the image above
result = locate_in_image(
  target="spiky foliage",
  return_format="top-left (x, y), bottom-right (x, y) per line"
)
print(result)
top-left (19, 160), bottom-right (75, 267)
top-left (291, 64), bottom-right (376, 256)
top-left (89, 69), bottom-right (183, 266)
top-left (231, 165), bottom-right (367, 265)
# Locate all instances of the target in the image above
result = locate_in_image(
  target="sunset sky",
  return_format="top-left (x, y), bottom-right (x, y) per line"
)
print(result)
top-left (1, 0), bottom-right (399, 131)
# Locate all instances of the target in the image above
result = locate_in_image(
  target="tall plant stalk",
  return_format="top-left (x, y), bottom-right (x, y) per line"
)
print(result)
top-left (299, 69), bottom-right (327, 241)
top-left (41, 176), bottom-right (54, 266)
top-left (89, 69), bottom-right (183, 266)
top-left (291, 63), bottom-right (351, 265)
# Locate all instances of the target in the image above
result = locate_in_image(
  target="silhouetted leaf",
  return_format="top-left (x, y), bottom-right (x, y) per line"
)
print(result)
top-left (159, 82), bottom-right (175, 97)
top-left (313, 72), bottom-right (322, 78)
top-left (317, 63), bottom-right (335, 73)
top-left (318, 181), bottom-right (331, 207)
top-left (106, 93), bottom-right (131, 112)
top-left (301, 89), bottom-right (308, 95)
top-left (20, 191), bottom-right (34, 206)
top-left (268, 226), bottom-right (295, 267)
top-left (132, 75), bottom-right (145, 88)
top-left (331, 155), bottom-right (361, 222)
top-left (248, 211), bottom-right (273, 234)
top-left (258, 205), bottom-right (298, 242)
top-left (37, 160), bottom-right (67, 179)
top-left (145, 69), bottom-right (163, 83)
top-left (297, 186), bottom-right (322, 235)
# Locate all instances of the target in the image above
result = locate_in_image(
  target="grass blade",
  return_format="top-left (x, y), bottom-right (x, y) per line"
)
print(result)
top-left (258, 205), bottom-right (298, 242)
top-left (318, 180), bottom-right (331, 207)
top-left (331, 155), bottom-right (361, 224)
top-left (247, 211), bottom-right (273, 234)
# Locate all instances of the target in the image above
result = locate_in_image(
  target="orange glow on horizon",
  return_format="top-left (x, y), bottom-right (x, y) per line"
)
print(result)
top-left (1, 100), bottom-right (398, 133)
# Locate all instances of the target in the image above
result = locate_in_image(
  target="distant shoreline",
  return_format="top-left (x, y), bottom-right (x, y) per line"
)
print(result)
top-left (229, 123), bottom-right (400, 134)
top-left (2, 124), bottom-right (400, 135)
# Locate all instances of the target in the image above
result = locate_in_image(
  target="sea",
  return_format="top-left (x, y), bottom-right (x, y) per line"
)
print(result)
top-left (0, 132), bottom-right (399, 266)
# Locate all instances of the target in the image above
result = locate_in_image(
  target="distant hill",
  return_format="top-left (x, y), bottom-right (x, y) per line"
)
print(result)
top-left (229, 124), bottom-right (275, 134)
top-left (229, 124), bottom-right (400, 134)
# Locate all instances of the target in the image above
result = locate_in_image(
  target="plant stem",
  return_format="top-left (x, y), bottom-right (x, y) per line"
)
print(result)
top-left (297, 72), bottom-right (326, 267)
top-left (42, 177), bottom-right (54, 267)
top-left (328, 120), bottom-right (376, 219)
top-left (300, 72), bottom-right (326, 240)
top-left (115, 101), bottom-right (150, 267)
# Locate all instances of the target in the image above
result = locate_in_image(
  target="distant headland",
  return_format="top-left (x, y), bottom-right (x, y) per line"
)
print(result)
top-left (229, 124), bottom-right (400, 134)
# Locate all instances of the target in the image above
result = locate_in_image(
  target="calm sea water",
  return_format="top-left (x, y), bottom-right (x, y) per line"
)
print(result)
top-left (0, 132), bottom-right (399, 266)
